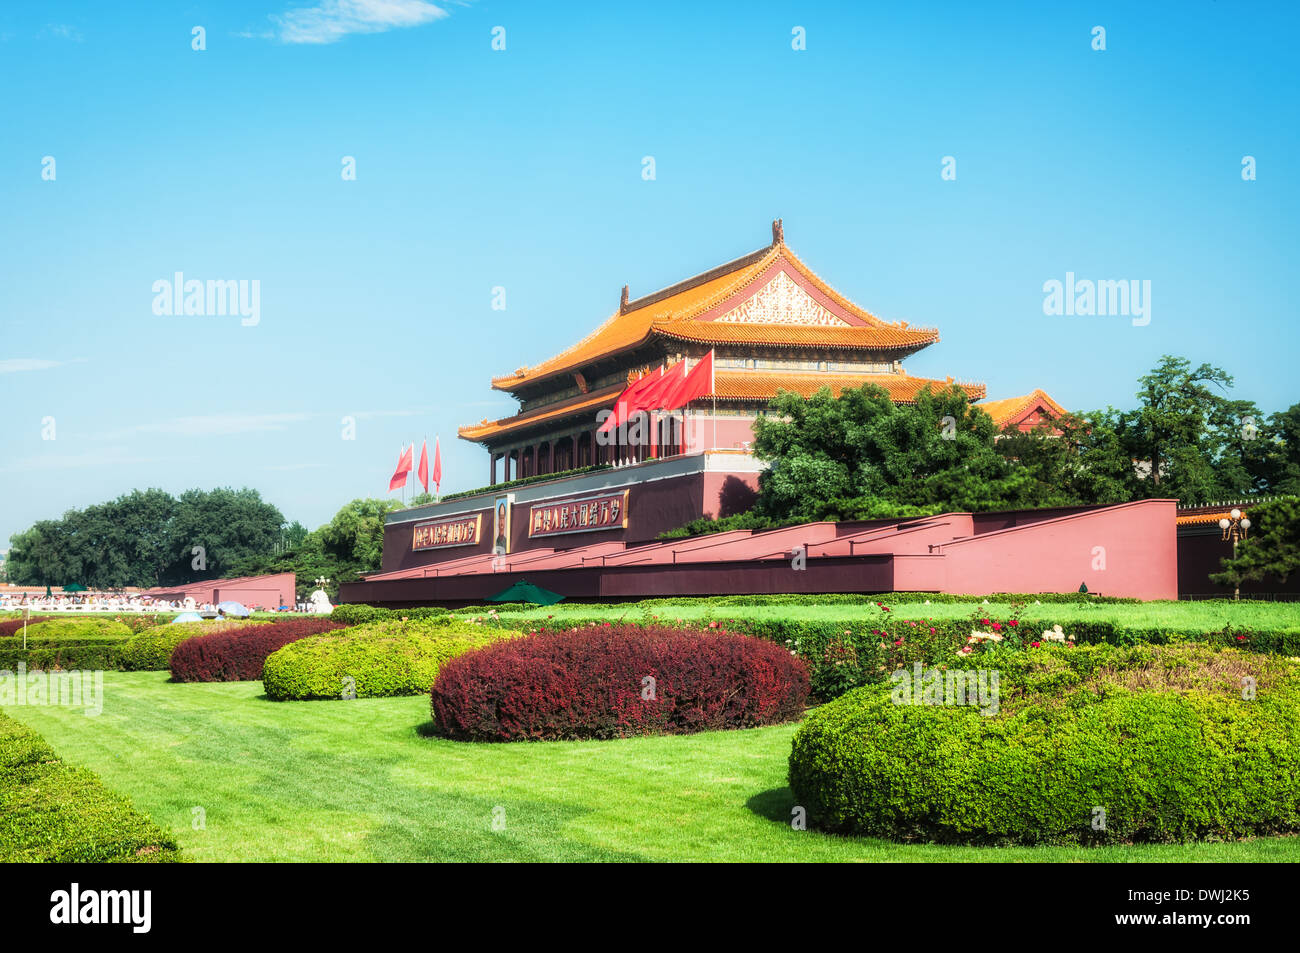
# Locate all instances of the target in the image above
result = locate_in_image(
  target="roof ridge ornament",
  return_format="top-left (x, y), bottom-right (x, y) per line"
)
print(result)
top-left (772, 218), bottom-right (784, 245)
top-left (620, 284), bottom-right (629, 313)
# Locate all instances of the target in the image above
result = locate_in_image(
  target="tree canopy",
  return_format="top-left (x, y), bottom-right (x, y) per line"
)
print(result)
top-left (1210, 497), bottom-right (1300, 589)
top-left (5, 488), bottom-right (285, 588)
top-left (666, 355), bottom-right (1297, 537)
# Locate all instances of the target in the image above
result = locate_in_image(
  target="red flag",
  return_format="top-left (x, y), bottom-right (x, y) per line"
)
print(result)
top-left (417, 440), bottom-right (429, 494)
top-left (388, 443), bottom-right (413, 491)
top-left (598, 366), bottom-right (663, 434)
top-left (639, 360), bottom-right (686, 411)
top-left (662, 349), bottom-right (714, 411)
top-left (431, 438), bottom-right (443, 493)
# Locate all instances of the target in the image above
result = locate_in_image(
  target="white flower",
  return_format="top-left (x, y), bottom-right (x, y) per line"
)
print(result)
top-left (1042, 624), bottom-right (1067, 643)
top-left (968, 631), bottom-right (1002, 643)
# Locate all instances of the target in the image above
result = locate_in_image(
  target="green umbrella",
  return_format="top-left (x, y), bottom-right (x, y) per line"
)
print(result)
top-left (45, 585), bottom-right (52, 598)
top-left (487, 579), bottom-right (565, 606)
top-left (63, 583), bottom-right (87, 592)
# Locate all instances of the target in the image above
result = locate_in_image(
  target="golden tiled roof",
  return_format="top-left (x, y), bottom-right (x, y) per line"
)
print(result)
top-left (458, 384), bottom-right (625, 442)
top-left (490, 239), bottom-right (937, 393)
top-left (976, 389), bottom-right (1067, 428)
top-left (711, 370), bottom-right (985, 402)
top-left (655, 320), bottom-right (937, 350)
top-left (1175, 504), bottom-right (1253, 526)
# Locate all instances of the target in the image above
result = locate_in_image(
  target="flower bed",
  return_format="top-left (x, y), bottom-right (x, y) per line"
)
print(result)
top-left (788, 642), bottom-right (1300, 844)
top-left (430, 623), bottom-right (811, 741)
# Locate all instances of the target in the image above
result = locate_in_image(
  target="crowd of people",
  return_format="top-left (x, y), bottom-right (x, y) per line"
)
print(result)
top-left (0, 590), bottom-right (218, 613)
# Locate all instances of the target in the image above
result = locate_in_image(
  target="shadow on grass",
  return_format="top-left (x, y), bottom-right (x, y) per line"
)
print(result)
top-left (746, 786), bottom-right (798, 825)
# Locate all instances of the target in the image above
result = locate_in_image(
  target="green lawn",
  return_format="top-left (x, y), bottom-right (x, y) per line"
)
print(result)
top-left (4, 671), bottom-right (1299, 862)
top-left (481, 598), bottom-right (1300, 633)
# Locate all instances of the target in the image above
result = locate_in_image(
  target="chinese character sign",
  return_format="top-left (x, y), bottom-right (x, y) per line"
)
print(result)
top-left (528, 490), bottom-right (629, 538)
top-left (412, 514), bottom-right (482, 551)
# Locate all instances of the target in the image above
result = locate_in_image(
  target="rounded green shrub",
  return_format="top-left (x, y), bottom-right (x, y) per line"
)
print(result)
top-left (788, 643), bottom-right (1300, 845)
top-left (262, 619), bottom-right (517, 700)
top-left (115, 620), bottom-right (256, 671)
top-left (18, 618), bottom-right (133, 642)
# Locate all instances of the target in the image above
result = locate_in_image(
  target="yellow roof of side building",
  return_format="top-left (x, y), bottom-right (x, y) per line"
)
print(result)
top-left (977, 389), bottom-right (1067, 429)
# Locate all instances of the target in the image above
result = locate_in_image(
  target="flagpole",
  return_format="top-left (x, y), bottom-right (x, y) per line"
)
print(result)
top-left (711, 349), bottom-right (717, 452)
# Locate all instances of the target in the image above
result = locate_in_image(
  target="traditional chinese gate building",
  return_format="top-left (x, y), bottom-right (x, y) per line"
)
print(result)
top-left (364, 221), bottom-right (1064, 579)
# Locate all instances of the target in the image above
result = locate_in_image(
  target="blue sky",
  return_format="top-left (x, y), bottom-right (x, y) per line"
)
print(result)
top-left (2, 0), bottom-right (1297, 546)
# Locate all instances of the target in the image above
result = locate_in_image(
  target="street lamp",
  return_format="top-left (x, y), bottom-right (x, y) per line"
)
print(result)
top-left (1218, 508), bottom-right (1251, 601)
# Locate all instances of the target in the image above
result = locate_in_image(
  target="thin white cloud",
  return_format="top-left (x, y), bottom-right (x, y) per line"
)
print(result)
top-left (0, 358), bottom-right (87, 374)
top-left (97, 413), bottom-right (313, 440)
top-left (41, 24), bottom-right (84, 42)
top-left (0, 446), bottom-right (166, 474)
top-left (349, 407), bottom-right (438, 419)
top-left (271, 0), bottom-right (449, 45)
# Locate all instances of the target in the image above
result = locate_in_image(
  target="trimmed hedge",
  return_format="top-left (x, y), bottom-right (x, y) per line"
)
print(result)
top-left (116, 620), bottom-right (258, 671)
top-left (788, 643), bottom-right (1300, 845)
top-left (263, 619), bottom-right (515, 700)
top-left (431, 623), bottom-right (811, 741)
top-left (17, 618), bottom-right (133, 642)
top-left (0, 618), bottom-right (135, 672)
top-left (329, 604), bottom-right (449, 626)
top-left (0, 712), bottom-right (180, 862)
top-left (449, 593), bottom-right (1140, 615)
top-left (169, 618), bottom-right (345, 682)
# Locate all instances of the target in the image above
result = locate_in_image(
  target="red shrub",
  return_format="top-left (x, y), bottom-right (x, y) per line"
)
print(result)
top-left (169, 618), bottom-right (345, 682)
top-left (430, 623), bottom-right (810, 741)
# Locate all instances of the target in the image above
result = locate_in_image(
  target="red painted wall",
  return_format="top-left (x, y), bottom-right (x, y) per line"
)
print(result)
top-left (144, 572), bottom-right (297, 609)
top-left (935, 500), bottom-right (1178, 600)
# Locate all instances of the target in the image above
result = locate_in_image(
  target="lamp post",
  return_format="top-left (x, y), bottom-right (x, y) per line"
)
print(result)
top-left (1218, 508), bottom-right (1251, 601)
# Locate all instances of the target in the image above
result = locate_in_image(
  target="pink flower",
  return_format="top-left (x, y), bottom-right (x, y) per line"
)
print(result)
top-left (1008, 620), bottom-right (1018, 627)
top-left (1030, 641), bottom-right (1041, 648)
top-left (893, 639), bottom-right (903, 646)
top-left (991, 622), bottom-right (1002, 632)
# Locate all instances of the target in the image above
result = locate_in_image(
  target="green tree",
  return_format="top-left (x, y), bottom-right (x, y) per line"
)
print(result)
top-left (161, 488), bottom-right (285, 584)
top-left (318, 498), bottom-right (403, 571)
top-left (1118, 355), bottom-right (1233, 503)
top-left (751, 384), bottom-right (1037, 521)
top-left (1210, 497), bottom-right (1300, 589)
top-left (1262, 403), bottom-right (1300, 496)
top-left (994, 409), bottom-right (1134, 506)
